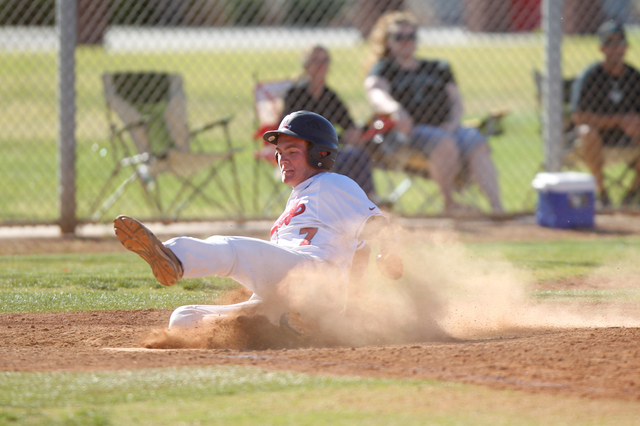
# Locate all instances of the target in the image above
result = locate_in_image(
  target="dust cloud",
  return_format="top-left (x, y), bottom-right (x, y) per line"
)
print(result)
top-left (274, 226), bottom-right (640, 345)
top-left (143, 226), bottom-right (640, 350)
top-left (392, 228), bottom-right (640, 340)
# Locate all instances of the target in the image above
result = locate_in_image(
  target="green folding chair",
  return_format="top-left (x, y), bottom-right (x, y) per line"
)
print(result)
top-left (91, 72), bottom-right (244, 221)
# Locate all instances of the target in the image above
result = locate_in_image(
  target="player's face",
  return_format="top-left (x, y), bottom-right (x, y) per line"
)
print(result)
top-left (276, 135), bottom-right (319, 187)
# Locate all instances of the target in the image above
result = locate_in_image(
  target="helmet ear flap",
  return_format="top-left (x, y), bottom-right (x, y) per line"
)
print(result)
top-left (307, 145), bottom-right (336, 170)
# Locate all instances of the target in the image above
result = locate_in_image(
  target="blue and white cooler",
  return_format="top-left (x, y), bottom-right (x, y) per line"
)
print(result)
top-left (531, 172), bottom-right (596, 229)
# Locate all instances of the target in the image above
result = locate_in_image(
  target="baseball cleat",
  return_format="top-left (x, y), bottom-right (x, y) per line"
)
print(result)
top-left (113, 215), bottom-right (183, 286)
top-left (279, 312), bottom-right (317, 342)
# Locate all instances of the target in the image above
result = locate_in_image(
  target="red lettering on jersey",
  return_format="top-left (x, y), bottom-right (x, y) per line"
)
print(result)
top-left (299, 227), bottom-right (318, 246)
top-left (271, 201), bottom-right (306, 236)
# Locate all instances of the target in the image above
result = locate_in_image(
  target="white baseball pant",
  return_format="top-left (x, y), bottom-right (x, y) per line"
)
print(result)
top-left (164, 235), bottom-right (329, 329)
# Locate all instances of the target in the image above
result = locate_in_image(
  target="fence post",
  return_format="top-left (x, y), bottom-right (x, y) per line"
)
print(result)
top-left (542, 0), bottom-right (564, 172)
top-left (57, 0), bottom-right (77, 235)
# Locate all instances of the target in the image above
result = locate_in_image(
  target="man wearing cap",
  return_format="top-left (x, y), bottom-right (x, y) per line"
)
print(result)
top-left (571, 20), bottom-right (640, 206)
top-left (113, 111), bottom-right (402, 341)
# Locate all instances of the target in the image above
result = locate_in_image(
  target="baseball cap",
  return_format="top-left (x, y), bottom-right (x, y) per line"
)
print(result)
top-left (598, 20), bottom-right (626, 46)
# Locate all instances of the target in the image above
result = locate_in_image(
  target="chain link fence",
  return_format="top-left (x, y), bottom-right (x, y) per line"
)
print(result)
top-left (2, 0), bottom-right (640, 231)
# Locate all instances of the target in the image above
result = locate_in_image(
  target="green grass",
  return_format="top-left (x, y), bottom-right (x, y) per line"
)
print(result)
top-left (4, 236), bottom-right (640, 313)
top-left (467, 237), bottom-right (640, 281)
top-left (7, 31), bottom-right (640, 223)
top-left (464, 236), bottom-right (640, 302)
top-left (0, 252), bottom-right (238, 312)
top-left (1, 367), bottom-right (639, 425)
top-left (534, 288), bottom-right (640, 301)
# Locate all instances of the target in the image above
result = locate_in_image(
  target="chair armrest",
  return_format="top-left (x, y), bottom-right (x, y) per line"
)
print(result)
top-left (463, 109), bottom-right (509, 138)
top-left (189, 115), bottom-right (234, 137)
top-left (113, 116), bottom-right (155, 137)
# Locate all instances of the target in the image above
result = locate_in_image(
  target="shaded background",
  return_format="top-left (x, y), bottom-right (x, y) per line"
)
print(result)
top-left (1, 0), bottom-right (638, 230)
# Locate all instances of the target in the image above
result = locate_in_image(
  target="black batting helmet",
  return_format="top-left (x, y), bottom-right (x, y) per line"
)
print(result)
top-left (263, 110), bottom-right (339, 170)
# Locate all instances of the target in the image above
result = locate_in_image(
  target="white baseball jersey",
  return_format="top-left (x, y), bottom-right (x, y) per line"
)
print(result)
top-left (166, 171), bottom-right (385, 329)
top-left (270, 172), bottom-right (384, 273)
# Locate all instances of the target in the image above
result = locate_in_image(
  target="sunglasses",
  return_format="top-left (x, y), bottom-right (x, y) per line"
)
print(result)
top-left (309, 57), bottom-right (330, 65)
top-left (389, 31), bottom-right (417, 42)
top-left (603, 38), bottom-right (627, 47)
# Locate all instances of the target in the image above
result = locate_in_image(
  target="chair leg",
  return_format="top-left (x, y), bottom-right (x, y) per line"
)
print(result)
top-left (620, 156), bottom-right (640, 205)
top-left (388, 177), bottom-right (413, 204)
top-left (89, 162), bottom-right (124, 219)
top-left (171, 162), bottom-right (231, 217)
top-left (253, 154), bottom-right (288, 215)
top-left (90, 150), bottom-right (167, 220)
top-left (91, 171), bottom-right (139, 221)
top-left (137, 172), bottom-right (166, 217)
top-left (261, 171), bottom-right (289, 215)
top-left (223, 122), bottom-right (245, 218)
top-left (209, 159), bottom-right (246, 214)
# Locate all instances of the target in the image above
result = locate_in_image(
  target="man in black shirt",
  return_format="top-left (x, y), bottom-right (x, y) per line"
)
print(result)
top-left (571, 20), bottom-right (640, 206)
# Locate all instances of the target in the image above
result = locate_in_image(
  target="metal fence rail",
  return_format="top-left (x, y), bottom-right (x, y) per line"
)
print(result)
top-left (1, 0), bottom-right (639, 234)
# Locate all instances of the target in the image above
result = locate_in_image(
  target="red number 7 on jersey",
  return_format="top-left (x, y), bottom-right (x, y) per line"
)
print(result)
top-left (299, 227), bottom-right (318, 246)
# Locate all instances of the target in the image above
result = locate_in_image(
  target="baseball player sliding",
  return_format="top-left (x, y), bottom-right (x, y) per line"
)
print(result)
top-left (114, 110), bottom-right (402, 339)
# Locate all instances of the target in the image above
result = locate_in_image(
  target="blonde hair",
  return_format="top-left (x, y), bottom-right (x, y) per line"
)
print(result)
top-left (364, 11), bottom-right (417, 73)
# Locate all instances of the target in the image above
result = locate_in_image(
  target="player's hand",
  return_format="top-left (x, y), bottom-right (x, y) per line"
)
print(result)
top-left (376, 252), bottom-right (403, 280)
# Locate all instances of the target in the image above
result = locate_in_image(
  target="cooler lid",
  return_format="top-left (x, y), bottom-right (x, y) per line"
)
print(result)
top-left (531, 172), bottom-right (596, 192)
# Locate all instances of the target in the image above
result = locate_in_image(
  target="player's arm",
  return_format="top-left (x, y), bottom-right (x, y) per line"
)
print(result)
top-left (359, 215), bottom-right (403, 280)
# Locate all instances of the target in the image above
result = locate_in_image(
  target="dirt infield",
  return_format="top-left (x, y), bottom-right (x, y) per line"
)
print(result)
top-left (3, 214), bottom-right (640, 402)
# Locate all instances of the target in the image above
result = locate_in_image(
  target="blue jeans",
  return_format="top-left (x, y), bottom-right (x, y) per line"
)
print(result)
top-left (410, 124), bottom-right (487, 157)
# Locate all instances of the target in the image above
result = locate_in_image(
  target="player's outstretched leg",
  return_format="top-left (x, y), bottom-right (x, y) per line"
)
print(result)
top-left (113, 215), bottom-right (183, 286)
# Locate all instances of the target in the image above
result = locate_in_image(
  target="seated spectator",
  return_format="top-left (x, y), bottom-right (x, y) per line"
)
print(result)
top-left (571, 20), bottom-right (640, 206)
top-left (363, 11), bottom-right (504, 214)
top-left (281, 45), bottom-right (376, 199)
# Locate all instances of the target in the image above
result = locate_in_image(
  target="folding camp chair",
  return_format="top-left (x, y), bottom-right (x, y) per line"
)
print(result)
top-left (251, 78), bottom-right (294, 214)
top-left (90, 72), bottom-right (244, 221)
top-left (533, 70), bottom-right (640, 206)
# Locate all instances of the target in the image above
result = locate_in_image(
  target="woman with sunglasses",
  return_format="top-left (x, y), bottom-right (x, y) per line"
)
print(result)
top-left (364, 11), bottom-right (503, 214)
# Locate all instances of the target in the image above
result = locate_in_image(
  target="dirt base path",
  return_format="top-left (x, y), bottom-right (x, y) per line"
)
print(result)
top-left (1, 310), bottom-right (639, 401)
